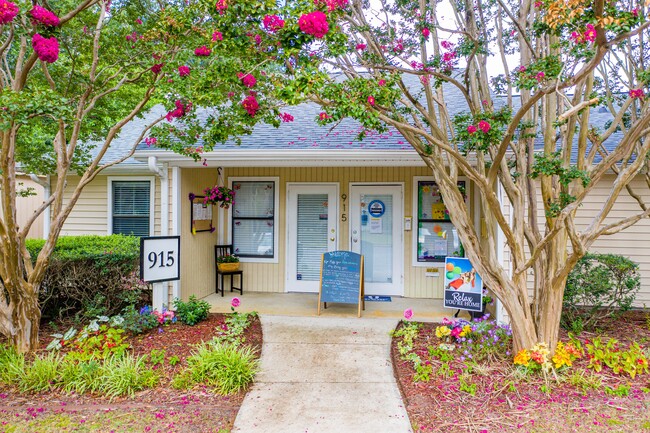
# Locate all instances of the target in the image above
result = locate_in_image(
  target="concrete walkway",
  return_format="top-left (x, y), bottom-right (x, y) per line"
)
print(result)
top-left (232, 315), bottom-right (414, 433)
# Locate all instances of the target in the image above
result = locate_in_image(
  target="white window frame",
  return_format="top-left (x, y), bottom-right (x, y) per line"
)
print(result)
top-left (411, 176), bottom-right (469, 267)
top-left (107, 176), bottom-right (155, 236)
top-left (228, 176), bottom-right (280, 263)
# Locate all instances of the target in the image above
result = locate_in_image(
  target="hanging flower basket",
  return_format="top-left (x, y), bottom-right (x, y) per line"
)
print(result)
top-left (202, 185), bottom-right (235, 209)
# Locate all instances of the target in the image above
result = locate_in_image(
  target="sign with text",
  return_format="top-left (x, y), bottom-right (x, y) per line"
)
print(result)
top-left (443, 257), bottom-right (483, 312)
top-left (318, 250), bottom-right (365, 317)
top-left (140, 236), bottom-right (181, 283)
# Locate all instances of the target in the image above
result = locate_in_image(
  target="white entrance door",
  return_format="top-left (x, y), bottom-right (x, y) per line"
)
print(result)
top-left (349, 185), bottom-right (403, 296)
top-left (286, 184), bottom-right (339, 293)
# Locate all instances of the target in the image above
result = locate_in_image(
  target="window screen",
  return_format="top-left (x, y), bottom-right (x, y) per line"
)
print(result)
top-left (231, 181), bottom-right (275, 258)
top-left (112, 181), bottom-right (151, 237)
top-left (417, 180), bottom-right (465, 262)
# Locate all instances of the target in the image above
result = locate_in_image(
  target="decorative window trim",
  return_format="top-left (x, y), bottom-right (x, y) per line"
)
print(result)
top-left (411, 176), bottom-right (469, 267)
top-left (107, 176), bottom-right (155, 236)
top-left (228, 176), bottom-right (280, 264)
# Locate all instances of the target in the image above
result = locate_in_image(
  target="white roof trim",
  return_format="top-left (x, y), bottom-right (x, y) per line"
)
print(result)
top-left (133, 149), bottom-right (426, 167)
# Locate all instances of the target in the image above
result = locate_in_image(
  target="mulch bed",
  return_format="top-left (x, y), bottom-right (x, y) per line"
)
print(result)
top-left (0, 313), bottom-right (262, 432)
top-left (391, 310), bottom-right (650, 433)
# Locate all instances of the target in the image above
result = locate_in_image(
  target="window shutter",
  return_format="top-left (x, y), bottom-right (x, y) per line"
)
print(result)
top-left (112, 181), bottom-right (151, 236)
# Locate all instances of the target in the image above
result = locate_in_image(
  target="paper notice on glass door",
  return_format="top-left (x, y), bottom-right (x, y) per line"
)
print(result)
top-left (369, 217), bottom-right (382, 234)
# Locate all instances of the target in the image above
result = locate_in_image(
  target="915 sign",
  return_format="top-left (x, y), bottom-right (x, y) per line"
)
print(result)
top-left (140, 236), bottom-right (180, 283)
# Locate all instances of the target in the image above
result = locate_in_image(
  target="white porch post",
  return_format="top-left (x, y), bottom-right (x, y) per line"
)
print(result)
top-left (171, 166), bottom-right (181, 301)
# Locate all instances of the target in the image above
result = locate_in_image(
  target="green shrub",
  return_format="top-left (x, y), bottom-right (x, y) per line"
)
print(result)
top-left (119, 305), bottom-right (160, 335)
top-left (562, 253), bottom-right (640, 329)
top-left (174, 296), bottom-right (211, 326)
top-left (175, 341), bottom-right (258, 394)
top-left (19, 352), bottom-right (63, 393)
top-left (0, 344), bottom-right (25, 385)
top-left (97, 354), bottom-right (159, 398)
top-left (25, 235), bottom-right (150, 319)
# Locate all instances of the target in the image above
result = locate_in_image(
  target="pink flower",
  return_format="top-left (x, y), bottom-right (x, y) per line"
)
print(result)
top-left (212, 31), bottom-right (223, 41)
top-left (151, 63), bottom-right (164, 74)
top-left (239, 73), bottom-right (256, 88)
top-left (299, 11), bottom-right (329, 39)
top-left (178, 65), bottom-right (190, 77)
top-left (314, 0), bottom-right (348, 11)
top-left (378, 79), bottom-right (386, 87)
top-left (451, 327), bottom-right (462, 338)
top-left (441, 40), bottom-right (453, 50)
top-left (442, 51), bottom-right (456, 63)
top-left (279, 112), bottom-right (294, 122)
top-left (535, 71), bottom-right (545, 82)
top-left (422, 27), bottom-right (430, 38)
top-left (570, 31), bottom-right (583, 43)
top-left (393, 41), bottom-right (403, 53)
top-left (478, 120), bottom-right (491, 133)
top-left (194, 45), bottom-right (211, 56)
top-left (242, 94), bottom-right (259, 116)
top-left (166, 100), bottom-right (191, 122)
top-left (30, 5), bottom-right (60, 27)
top-left (145, 137), bottom-right (157, 146)
top-left (584, 24), bottom-right (596, 42)
top-left (263, 14), bottom-right (285, 32)
top-left (534, 1), bottom-right (542, 7)
top-left (32, 34), bottom-right (59, 63)
top-left (231, 297), bottom-right (240, 308)
top-left (367, 95), bottom-right (375, 106)
top-left (518, 65), bottom-right (526, 72)
top-left (135, 18), bottom-right (143, 25)
top-left (404, 308), bottom-right (413, 320)
top-left (215, 0), bottom-right (227, 14)
top-left (356, 43), bottom-right (366, 50)
top-left (319, 112), bottom-right (331, 121)
top-left (629, 88), bottom-right (645, 99)
top-left (467, 125), bottom-right (477, 134)
top-left (0, 0), bottom-right (19, 25)
top-left (254, 34), bottom-right (262, 45)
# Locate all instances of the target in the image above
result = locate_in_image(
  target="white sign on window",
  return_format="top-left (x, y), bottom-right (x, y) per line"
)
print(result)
top-left (140, 236), bottom-right (181, 283)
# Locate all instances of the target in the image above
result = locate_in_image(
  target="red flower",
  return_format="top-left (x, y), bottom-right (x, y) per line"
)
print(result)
top-left (242, 94), bottom-right (259, 116)
top-left (239, 73), bottom-right (256, 88)
top-left (30, 5), bottom-right (60, 27)
top-left (178, 65), bottom-right (190, 77)
top-left (212, 31), bottom-right (223, 41)
top-left (422, 27), bottom-right (430, 38)
top-left (299, 11), bottom-right (329, 38)
top-left (478, 120), bottom-right (491, 133)
top-left (263, 14), bottom-right (285, 32)
top-left (151, 63), bottom-right (164, 74)
top-left (135, 18), bottom-right (143, 25)
top-left (378, 79), bottom-right (386, 87)
top-left (467, 125), bottom-right (477, 134)
top-left (194, 46), bottom-right (211, 56)
top-left (356, 43), bottom-right (366, 50)
top-left (32, 34), bottom-right (59, 63)
top-left (367, 95), bottom-right (375, 106)
top-left (0, 0), bottom-right (19, 25)
top-left (319, 112), bottom-right (331, 121)
top-left (629, 88), bottom-right (645, 99)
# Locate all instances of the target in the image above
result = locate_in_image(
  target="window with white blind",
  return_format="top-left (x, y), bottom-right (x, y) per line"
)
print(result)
top-left (231, 179), bottom-right (278, 260)
top-left (109, 179), bottom-right (153, 237)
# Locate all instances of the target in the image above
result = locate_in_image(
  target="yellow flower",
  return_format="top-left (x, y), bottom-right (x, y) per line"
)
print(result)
top-left (514, 349), bottom-right (531, 366)
top-left (435, 326), bottom-right (451, 339)
top-left (459, 324), bottom-right (472, 338)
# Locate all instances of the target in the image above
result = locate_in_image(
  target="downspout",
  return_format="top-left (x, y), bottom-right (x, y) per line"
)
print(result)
top-left (29, 174), bottom-right (50, 239)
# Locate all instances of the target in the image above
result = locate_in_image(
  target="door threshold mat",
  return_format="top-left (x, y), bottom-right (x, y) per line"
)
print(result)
top-left (364, 295), bottom-right (392, 302)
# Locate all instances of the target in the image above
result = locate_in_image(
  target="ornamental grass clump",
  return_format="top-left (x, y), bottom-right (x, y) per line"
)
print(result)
top-left (19, 352), bottom-right (63, 393)
top-left (0, 344), bottom-right (25, 385)
top-left (97, 353), bottom-right (159, 398)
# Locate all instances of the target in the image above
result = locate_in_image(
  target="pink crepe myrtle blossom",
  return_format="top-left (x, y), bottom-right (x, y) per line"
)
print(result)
top-left (32, 34), bottom-right (59, 63)
top-left (535, 71), bottom-right (545, 82)
top-left (367, 95), bottom-right (375, 106)
top-left (378, 79), bottom-right (386, 87)
top-left (215, 0), bottom-right (227, 14)
top-left (254, 34), bottom-right (262, 45)
top-left (194, 45), bottom-right (211, 56)
top-left (242, 94), bottom-right (259, 116)
top-left (151, 63), bottom-right (164, 74)
top-left (178, 65), bottom-right (190, 77)
top-left (584, 24), bottom-right (596, 42)
top-left (238, 72), bottom-right (256, 88)
top-left (629, 88), bottom-right (645, 99)
top-left (279, 112), bottom-right (294, 122)
top-left (404, 308), bottom-right (413, 320)
top-left (570, 31), bottom-right (583, 43)
top-left (299, 11), bottom-right (329, 38)
top-left (422, 27), bottom-right (430, 38)
top-left (145, 137), bottom-right (157, 146)
top-left (30, 4), bottom-right (60, 27)
top-left (212, 31), bottom-right (223, 41)
top-left (263, 14), bottom-right (285, 32)
top-left (356, 43), bottom-right (366, 50)
top-left (315, 0), bottom-right (348, 11)
top-left (441, 40), bottom-right (453, 50)
top-left (135, 18), bottom-right (143, 25)
top-left (534, 1), bottom-right (542, 7)
top-left (393, 41), bottom-right (403, 53)
top-left (166, 100), bottom-right (191, 122)
top-left (319, 112), bottom-right (331, 121)
top-left (478, 120), bottom-right (491, 133)
top-left (467, 125), bottom-right (477, 134)
top-left (0, 0), bottom-right (19, 25)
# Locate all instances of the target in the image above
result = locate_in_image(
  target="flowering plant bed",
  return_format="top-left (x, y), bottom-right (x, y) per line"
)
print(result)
top-left (0, 311), bottom-right (262, 432)
top-left (391, 310), bottom-right (650, 433)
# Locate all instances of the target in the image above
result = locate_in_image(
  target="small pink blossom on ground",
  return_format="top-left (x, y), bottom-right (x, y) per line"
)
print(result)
top-left (299, 11), bottom-right (329, 38)
top-left (239, 73), bottom-right (256, 88)
top-left (212, 31), bottom-right (223, 41)
top-left (404, 308), bottom-right (413, 320)
top-left (32, 34), bottom-right (59, 63)
top-left (178, 65), bottom-right (190, 77)
top-left (0, 0), bottom-right (19, 25)
top-left (30, 5), bottom-right (60, 27)
top-left (467, 125), bottom-right (477, 134)
top-left (194, 45), bottom-right (211, 56)
top-left (263, 14), bottom-right (285, 32)
top-left (231, 297), bottom-right (240, 308)
top-left (242, 94), bottom-right (259, 116)
top-left (478, 120), bottom-right (491, 133)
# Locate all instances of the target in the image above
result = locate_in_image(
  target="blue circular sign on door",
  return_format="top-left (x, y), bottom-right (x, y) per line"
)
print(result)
top-left (367, 200), bottom-right (385, 217)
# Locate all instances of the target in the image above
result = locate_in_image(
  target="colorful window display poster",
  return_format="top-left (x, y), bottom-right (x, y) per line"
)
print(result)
top-left (443, 257), bottom-right (483, 312)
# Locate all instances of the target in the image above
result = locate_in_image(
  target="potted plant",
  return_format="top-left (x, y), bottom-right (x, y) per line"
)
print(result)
top-left (202, 185), bottom-right (235, 209)
top-left (217, 253), bottom-right (240, 272)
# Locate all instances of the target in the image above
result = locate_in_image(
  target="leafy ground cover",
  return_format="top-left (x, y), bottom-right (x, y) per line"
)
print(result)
top-left (391, 310), bottom-right (650, 433)
top-left (0, 312), bottom-right (262, 433)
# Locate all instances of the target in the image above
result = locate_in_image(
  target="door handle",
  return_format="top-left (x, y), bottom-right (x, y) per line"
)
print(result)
top-left (352, 238), bottom-right (358, 243)
top-left (330, 237), bottom-right (335, 242)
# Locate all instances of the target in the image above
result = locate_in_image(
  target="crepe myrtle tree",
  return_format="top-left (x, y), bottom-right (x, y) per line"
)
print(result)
top-left (0, 0), bottom-right (295, 353)
top-left (265, 0), bottom-right (650, 353)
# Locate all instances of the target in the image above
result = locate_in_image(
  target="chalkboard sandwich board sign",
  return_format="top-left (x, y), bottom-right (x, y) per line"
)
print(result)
top-left (318, 251), bottom-right (365, 317)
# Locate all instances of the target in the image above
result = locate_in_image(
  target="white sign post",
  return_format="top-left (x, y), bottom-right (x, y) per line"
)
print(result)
top-left (140, 236), bottom-right (181, 312)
